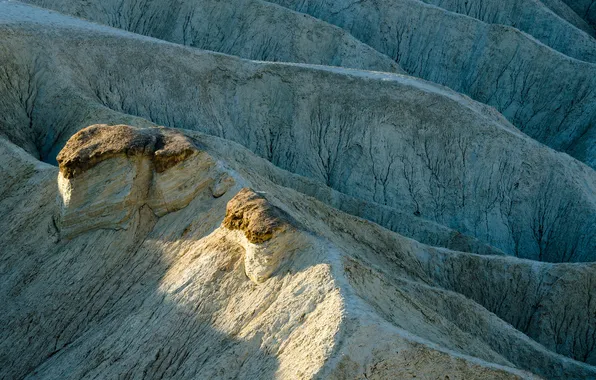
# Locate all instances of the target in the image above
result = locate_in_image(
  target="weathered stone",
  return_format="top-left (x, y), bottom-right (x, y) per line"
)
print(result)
top-left (56, 124), bottom-right (228, 237)
top-left (0, 2), bottom-right (595, 379)
top-left (223, 188), bottom-right (296, 244)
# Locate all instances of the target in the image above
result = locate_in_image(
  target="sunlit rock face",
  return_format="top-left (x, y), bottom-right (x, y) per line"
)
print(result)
top-left (0, 1), bottom-right (595, 379)
top-left (1, 2), bottom-right (595, 262)
top-left (223, 188), bottom-right (310, 283)
top-left (56, 125), bottom-right (235, 238)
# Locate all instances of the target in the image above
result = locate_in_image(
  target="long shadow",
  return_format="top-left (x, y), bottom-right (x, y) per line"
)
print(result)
top-left (0, 184), bottom-right (280, 379)
top-left (1, 136), bottom-right (596, 379)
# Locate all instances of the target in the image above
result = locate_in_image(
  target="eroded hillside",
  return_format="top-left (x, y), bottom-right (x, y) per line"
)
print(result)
top-left (0, 1), bottom-right (595, 379)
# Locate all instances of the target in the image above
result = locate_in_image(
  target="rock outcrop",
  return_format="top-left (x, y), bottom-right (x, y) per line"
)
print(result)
top-left (56, 124), bottom-right (198, 179)
top-left (0, 5), bottom-right (594, 262)
top-left (0, 1), bottom-right (595, 379)
top-left (20, 0), bottom-right (596, 166)
top-left (56, 125), bottom-right (235, 238)
top-left (2, 125), bottom-right (595, 379)
top-left (223, 188), bottom-right (308, 283)
top-left (223, 188), bottom-right (297, 244)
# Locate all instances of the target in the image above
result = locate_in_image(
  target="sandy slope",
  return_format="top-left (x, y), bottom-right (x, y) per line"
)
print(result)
top-left (0, 1), bottom-right (594, 379)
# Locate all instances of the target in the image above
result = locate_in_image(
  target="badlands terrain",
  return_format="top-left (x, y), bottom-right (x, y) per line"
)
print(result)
top-left (0, 0), bottom-right (595, 379)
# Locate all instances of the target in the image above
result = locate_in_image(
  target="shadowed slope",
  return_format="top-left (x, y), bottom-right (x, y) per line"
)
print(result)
top-left (558, 0), bottom-right (596, 28)
top-left (0, 5), bottom-right (594, 263)
top-left (19, 0), bottom-right (402, 73)
top-left (1, 1), bottom-right (595, 379)
top-left (267, 0), bottom-right (596, 168)
top-left (416, 0), bottom-right (596, 62)
top-left (21, 0), bottom-right (596, 166)
top-left (540, 0), bottom-right (596, 34)
top-left (1, 125), bottom-right (595, 378)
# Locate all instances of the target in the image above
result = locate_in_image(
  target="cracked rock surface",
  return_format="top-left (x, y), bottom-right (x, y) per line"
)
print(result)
top-left (267, 0), bottom-right (596, 168)
top-left (0, 1), bottom-right (595, 379)
top-left (21, 0), bottom-right (403, 73)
